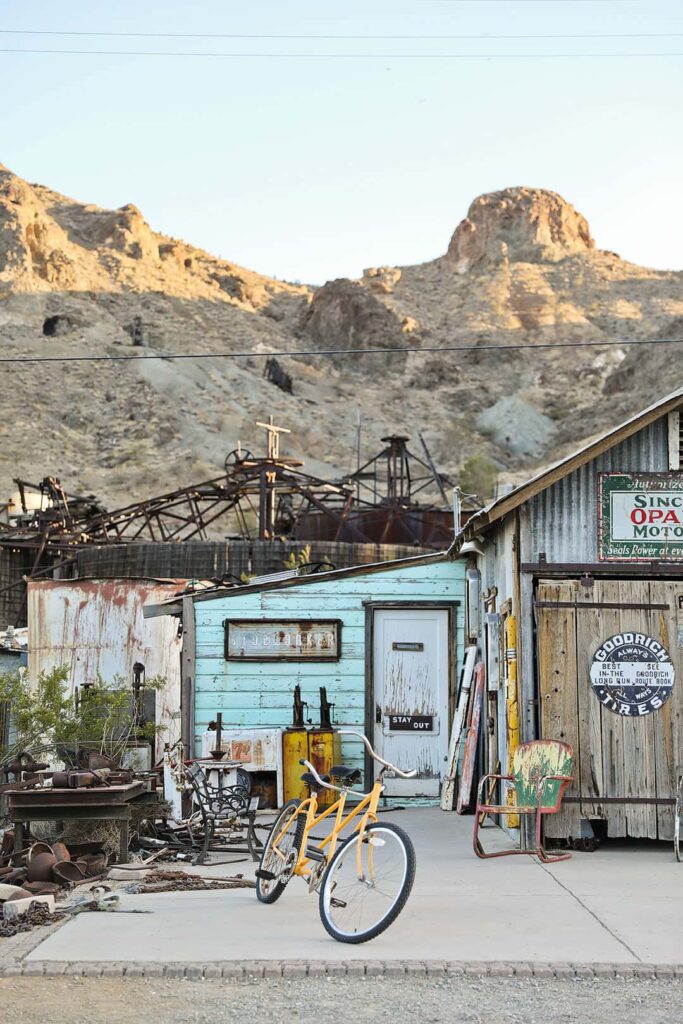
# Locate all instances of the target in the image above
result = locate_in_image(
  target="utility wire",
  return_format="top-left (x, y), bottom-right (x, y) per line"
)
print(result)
top-left (2, 336), bottom-right (682, 365)
top-left (0, 29), bottom-right (680, 40)
top-left (0, 47), bottom-right (681, 59)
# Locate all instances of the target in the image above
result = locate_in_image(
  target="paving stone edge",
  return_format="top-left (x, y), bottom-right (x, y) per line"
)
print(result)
top-left (3, 961), bottom-right (682, 980)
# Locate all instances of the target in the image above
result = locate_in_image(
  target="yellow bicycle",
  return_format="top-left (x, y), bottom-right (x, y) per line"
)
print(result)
top-left (255, 730), bottom-right (417, 943)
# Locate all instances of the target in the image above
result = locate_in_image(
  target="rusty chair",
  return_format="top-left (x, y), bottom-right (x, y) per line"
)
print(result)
top-left (473, 739), bottom-right (574, 863)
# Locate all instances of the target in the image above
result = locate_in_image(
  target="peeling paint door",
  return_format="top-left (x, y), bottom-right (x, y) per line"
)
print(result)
top-left (373, 608), bottom-right (450, 797)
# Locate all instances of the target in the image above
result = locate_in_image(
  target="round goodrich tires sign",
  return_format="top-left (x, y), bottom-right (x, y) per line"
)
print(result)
top-left (590, 632), bottom-right (675, 717)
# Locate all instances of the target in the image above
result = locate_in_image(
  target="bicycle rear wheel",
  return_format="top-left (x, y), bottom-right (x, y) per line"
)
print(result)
top-left (256, 799), bottom-right (305, 904)
top-left (319, 821), bottom-right (415, 943)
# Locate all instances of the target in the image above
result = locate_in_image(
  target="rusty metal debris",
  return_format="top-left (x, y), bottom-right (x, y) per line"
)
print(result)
top-left (0, 900), bottom-right (59, 938)
top-left (1, 834), bottom-right (112, 890)
top-left (128, 869), bottom-right (255, 894)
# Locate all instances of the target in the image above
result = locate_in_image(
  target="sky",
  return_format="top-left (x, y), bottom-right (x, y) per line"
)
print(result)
top-left (0, 0), bottom-right (681, 283)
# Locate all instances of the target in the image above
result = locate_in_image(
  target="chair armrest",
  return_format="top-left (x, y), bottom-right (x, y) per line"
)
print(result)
top-left (535, 774), bottom-right (574, 809)
top-left (476, 772), bottom-right (514, 804)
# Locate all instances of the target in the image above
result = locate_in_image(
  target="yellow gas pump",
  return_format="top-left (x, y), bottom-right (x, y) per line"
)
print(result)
top-left (282, 687), bottom-right (341, 808)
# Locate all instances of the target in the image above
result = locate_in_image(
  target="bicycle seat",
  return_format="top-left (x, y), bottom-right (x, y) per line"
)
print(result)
top-left (330, 766), bottom-right (362, 785)
top-left (300, 771), bottom-right (330, 790)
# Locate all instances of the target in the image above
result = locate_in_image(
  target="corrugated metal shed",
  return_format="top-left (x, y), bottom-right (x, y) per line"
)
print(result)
top-left (27, 578), bottom-right (185, 758)
top-left (523, 417), bottom-right (670, 563)
top-left (456, 385), bottom-right (683, 549)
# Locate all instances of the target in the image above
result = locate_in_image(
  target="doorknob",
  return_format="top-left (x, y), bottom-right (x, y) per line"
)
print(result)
top-left (375, 703), bottom-right (382, 724)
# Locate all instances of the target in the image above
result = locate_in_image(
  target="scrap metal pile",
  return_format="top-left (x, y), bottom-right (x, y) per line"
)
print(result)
top-left (0, 425), bottom-right (456, 560)
top-left (0, 898), bottom-right (57, 938)
top-left (0, 835), bottom-right (112, 896)
top-left (0, 745), bottom-right (262, 935)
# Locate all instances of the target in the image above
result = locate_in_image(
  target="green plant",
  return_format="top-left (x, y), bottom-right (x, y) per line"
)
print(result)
top-left (0, 666), bottom-right (166, 768)
top-left (458, 455), bottom-right (498, 503)
top-left (284, 544), bottom-right (311, 571)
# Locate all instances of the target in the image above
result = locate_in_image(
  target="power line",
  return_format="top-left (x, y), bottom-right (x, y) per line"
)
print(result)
top-left (0, 47), bottom-right (681, 59)
top-left (0, 29), bottom-right (679, 40)
top-left (2, 336), bottom-right (682, 365)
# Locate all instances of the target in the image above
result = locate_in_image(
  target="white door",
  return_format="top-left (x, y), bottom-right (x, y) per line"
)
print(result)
top-left (372, 607), bottom-right (451, 798)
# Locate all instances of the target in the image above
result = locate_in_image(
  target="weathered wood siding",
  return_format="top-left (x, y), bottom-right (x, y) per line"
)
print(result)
top-left (537, 578), bottom-right (682, 840)
top-left (193, 560), bottom-right (465, 770)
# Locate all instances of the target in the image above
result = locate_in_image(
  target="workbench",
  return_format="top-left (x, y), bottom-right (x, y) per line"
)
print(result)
top-left (7, 782), bottom-right (147, 862)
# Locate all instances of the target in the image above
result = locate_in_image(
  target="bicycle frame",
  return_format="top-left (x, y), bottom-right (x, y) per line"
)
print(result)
top-left (272, 778), bottom-right (385, 883)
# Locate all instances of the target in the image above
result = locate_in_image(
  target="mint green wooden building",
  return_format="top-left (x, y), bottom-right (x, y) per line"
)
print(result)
top-left (152, 551), bottom-right (466, 800)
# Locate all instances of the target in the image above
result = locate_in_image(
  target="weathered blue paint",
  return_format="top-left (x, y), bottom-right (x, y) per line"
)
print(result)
top-left (193, 558), bottom-right (466, 770)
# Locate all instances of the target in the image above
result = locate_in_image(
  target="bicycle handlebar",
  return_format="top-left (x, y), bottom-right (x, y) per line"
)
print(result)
top-left (338, 730), bottom-right (417, 779)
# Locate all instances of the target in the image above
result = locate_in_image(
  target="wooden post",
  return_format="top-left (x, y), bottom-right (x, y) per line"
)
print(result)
top-left (181, 595), bottom-right (196, 761)
top-left (504, 614), bottom-right (520, 827)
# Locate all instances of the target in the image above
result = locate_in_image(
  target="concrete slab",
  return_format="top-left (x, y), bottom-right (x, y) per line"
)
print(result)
top-left (26, 808), bottom-right (683, 965)
top-left (580, 896), bottom-right (683, 964)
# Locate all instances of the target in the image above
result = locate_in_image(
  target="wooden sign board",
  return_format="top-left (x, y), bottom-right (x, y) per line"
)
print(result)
top-left (224, 619), bottom-right (342, 661)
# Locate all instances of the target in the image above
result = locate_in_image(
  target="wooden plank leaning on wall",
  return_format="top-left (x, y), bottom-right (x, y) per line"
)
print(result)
top-left (181, 595), bottom-right (196, 760)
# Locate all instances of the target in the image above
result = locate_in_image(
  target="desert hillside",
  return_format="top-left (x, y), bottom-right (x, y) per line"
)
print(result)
top-left (1, 165), bottom-right (681, 509)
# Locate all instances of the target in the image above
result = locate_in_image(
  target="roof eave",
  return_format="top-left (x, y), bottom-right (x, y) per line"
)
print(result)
top-left (454, 387), bottom-right (683, 547)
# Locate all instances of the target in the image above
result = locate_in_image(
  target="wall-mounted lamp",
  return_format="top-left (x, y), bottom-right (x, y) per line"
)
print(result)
top-left (460, 539), bottom-right (485, 557)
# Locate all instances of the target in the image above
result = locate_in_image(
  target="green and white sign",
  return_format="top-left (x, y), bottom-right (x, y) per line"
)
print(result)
top-left (598, 473), bottom-right (683, 561)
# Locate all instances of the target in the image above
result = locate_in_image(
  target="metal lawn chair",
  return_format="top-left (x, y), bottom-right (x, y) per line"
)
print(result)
top-left (184, 761), bottom-right (261, 864)
top-left (473, 739), bottom-right (574, 863)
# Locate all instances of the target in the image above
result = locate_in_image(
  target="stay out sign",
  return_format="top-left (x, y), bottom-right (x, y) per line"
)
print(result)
top-left (599, 473), bottom-right (683, 561)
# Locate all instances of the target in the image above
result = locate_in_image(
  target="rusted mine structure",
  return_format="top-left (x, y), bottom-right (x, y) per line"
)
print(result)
top-left (1, 424), bottom-right (456, 552)
top-left (291, 433), bottom-right (455, 546)
top-left (0, 420), bottom-right (461, 625)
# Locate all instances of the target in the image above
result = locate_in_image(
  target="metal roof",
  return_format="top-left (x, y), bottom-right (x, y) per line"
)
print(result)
top-left (453, 385), bottom-right (683, 550)
top-left (142, 549), bottom-right (452, 618)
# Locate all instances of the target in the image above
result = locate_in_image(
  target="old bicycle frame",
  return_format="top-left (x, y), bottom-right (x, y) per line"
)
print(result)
top-left (273, 730), bottom-right (414, 882)
top-left (256, 729), bottom-right (418, 942)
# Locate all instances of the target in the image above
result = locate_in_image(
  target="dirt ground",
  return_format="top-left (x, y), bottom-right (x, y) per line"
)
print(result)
top-left (1, 976), bottom-right (681, 1024)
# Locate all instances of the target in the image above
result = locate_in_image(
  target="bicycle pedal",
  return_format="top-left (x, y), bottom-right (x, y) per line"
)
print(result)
top-left (330, 897), bottom-right (347, 909)
top-left (305, 845), bottom-right (326, 863)
top-left (255, 869), bottom-right (276, 881)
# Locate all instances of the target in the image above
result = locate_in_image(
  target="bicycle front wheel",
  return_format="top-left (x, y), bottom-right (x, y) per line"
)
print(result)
top-left (256, 799), bottom-right (305, 904)
top-left (319, 821), bottom-right (416, 943)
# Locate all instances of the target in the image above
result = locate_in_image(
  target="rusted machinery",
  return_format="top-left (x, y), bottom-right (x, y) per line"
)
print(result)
top-left (0, 422), bottom-right (456, 555)
top-left (0, 420), bottom-right (461, 624)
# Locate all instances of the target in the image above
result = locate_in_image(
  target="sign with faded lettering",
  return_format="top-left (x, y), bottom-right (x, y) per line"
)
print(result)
top-left (590, 632), bottom-right (675, 716)
top-left (224, 619), bottom-right (341, 661)
top-left (598, 473), bottom-right (683, 561)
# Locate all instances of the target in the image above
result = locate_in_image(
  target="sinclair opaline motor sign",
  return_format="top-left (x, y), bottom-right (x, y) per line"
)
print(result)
top-left (598, 473), bottom-right (683, 561)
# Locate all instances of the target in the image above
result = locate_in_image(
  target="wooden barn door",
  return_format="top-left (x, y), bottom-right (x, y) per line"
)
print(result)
top-left (536, 579), bottom-right (683, 841)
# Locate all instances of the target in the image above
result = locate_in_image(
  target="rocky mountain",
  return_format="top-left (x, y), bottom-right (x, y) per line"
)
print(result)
top-left (0, 165), bottom-right (681, 511)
